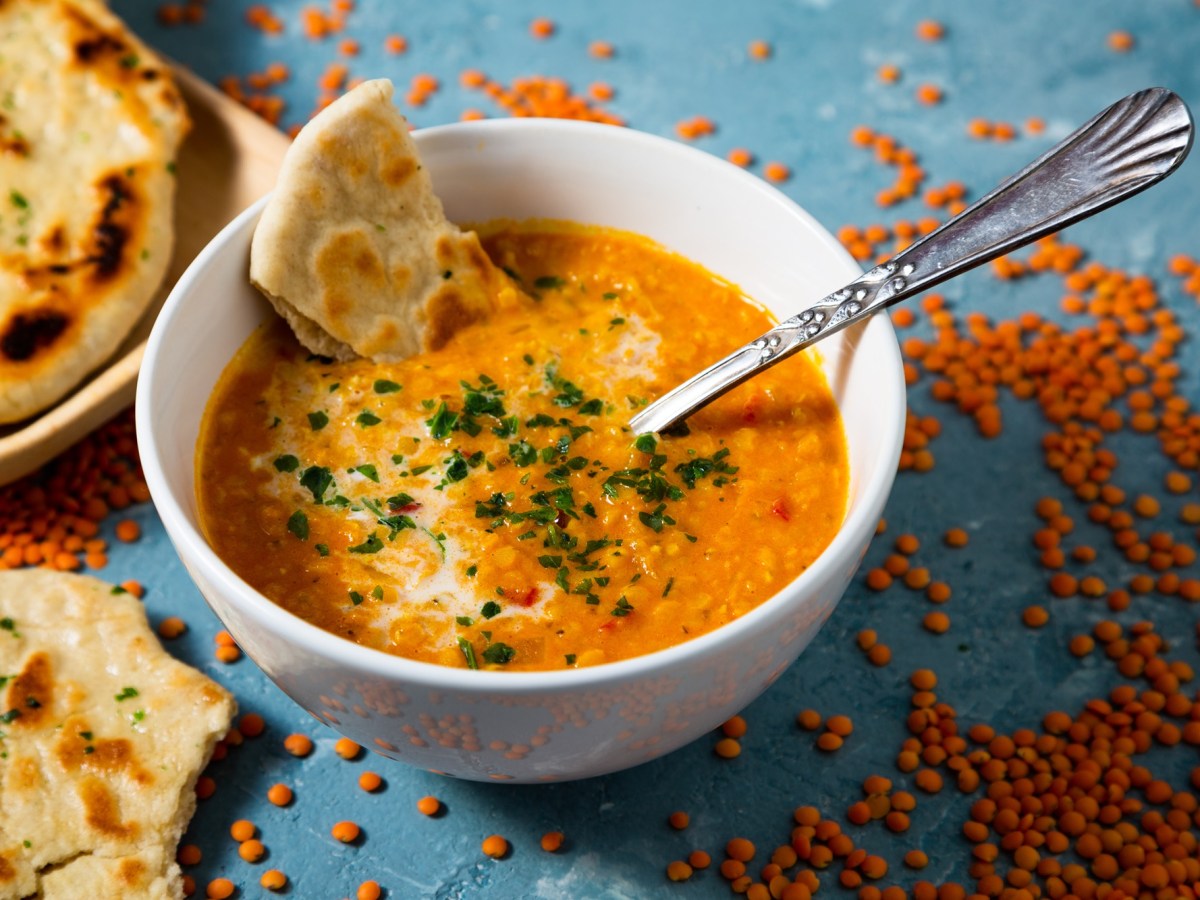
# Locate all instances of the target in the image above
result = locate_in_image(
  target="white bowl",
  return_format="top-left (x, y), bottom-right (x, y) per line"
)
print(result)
top-left (136, 119), bottom-right (904, 783)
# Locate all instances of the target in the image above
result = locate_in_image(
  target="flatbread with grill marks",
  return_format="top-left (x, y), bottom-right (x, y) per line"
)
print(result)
top-left (0, 0), bottom-right (188, 424)
top-left (0, 570), bottom-right (235, 899)
top-left (250, 78), bottom-right (521, 362)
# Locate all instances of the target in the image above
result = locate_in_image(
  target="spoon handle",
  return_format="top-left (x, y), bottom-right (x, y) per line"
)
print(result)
top-left (630, 87), bottom-right (1193, 435)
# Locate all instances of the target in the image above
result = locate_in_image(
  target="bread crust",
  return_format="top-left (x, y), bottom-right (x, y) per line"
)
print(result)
top-left (0, 570), bottom-right (235, 900)
top-left (0, 0), bottom-right (189, 423)
top-left (250, 79), bottom-right (518, 362)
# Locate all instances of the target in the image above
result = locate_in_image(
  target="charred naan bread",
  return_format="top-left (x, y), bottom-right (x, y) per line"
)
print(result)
top-left (0, 0), bottom-right (189, 424)
top-left (250, 78), bottom-right (519, 362)
top-left (0, 570), bottom-right (235, 900)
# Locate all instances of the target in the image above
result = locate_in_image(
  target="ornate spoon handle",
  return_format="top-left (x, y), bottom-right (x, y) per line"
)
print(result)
top-left (630, 87), bottom-right (1193, 435)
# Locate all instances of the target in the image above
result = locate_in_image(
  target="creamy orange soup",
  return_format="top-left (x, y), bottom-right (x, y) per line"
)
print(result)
top-left (197, 222), bottom-right (848, 671)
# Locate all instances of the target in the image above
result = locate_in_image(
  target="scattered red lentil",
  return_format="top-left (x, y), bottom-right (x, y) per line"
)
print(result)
top-left (230, 820), bottom-right (256, 842)
top-left (748, 40), bottom-right (771, 60)
top-left (266, 783), bottom-right (293, 806)
top-left (358, 771), bottom-right (383, 792)
top-left (157, 616), bottom-right (187, 639)
top-left (667, 859), bottom-right (694, 881)
top-left (541, 831), bottom-right (565, 852)
top-left (915, 20), bottom-right (945, 40)
top-left (334, 737), bottom-right (362, 760)
top-left (283, 733), bottom-right (314, 757)
top-left (238, 838), bottom-right (266, 863)
top-left (668, 810), bottom-right (690, 830)
top-left (416, 795), bottom-right (440, 815)
top-left (529, 17), bottom-right (555, 39)
top-left (715, 737), bottom-right (742, 759)
top-left (205, 878), bottom-right (235, 900)
top-left (481, 834), bottom-right (509, 858)
top-left (357, 880), bottom-right (382, 900)
top-left (331, 820), bottom-right (361, 843)
top-left (763, 161), bottom-right (791, 183)
top-left (260, 869), bottom-right (287, 891)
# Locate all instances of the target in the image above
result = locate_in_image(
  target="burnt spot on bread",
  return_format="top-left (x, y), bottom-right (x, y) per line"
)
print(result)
top-left (88, 175), bottom-right (131, 280)
top-left (423, 286), bottom-right (482, 351)
top-left (0, 116), bottom-right (28, 157)
top-left (56, 719), bottom-right (154, 785)
top-left (42, 226), bottom-right (66, 254)
top-left (78, 776), bottom-right (139, 839)
top-left (118, 857), bottom-right (148, 886)
top-left (1, 310), bottom-right (69, 363)
top-left (0, 853), bottom-right (14, 883)
top-left (73, 30), bottom-right (127, 65)
top-left (315, 231), bottom-right (388, 325)
top-left (5, 652), bottom-right (53, 728)
top-left (381, 155), bottom-right (417, 187)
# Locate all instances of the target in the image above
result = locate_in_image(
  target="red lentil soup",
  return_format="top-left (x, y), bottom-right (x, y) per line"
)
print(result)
top-left (196, 222), bottom-right (848, 671)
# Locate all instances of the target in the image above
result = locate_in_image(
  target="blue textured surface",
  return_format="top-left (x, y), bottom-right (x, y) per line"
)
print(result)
top-left (86, 2), bottom-right (1200, 897)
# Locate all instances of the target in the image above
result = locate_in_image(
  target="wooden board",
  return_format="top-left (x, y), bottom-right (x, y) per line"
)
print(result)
top-left (0, 67), bottom-right (291, 485)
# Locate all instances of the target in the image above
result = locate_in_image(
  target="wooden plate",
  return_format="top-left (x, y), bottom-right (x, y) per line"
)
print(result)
top-left (0, 67), bottom-right (291, 485)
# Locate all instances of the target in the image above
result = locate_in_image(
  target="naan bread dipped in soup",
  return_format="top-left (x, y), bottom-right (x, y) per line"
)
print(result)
top-left (250, 78), bottom-right (522, 362)
top-left (0, 570), bottom-right (235, 900)
top-left (0, 0), bottom-right (189, 424)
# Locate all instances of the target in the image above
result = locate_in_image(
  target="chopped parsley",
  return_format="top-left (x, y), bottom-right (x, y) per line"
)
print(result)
top-left (286, 510), bottom-right (309, 541)
top-left (458, 637), bottom-right (478, 669)
top-left (565, 654), bottom-right (577, 665)
top-left (534, 275), bottom-right (566, 290)
top-left (373, 379), bottom-right (402, 394)
top-left (307, 411), bottom-right (329, 430)
top-left (481, 601), bottom-right (501, 619)
top-left (353, 464), bottom-right (380, 482)
top-left (274, 454), bottom-right (300, 473)
top-left (114, 686), bottom-right (139, 702)
top-left (315, 543), bottom-right (330, 557)
top-left (611, 596), bottom-right (635, 617)
top-left (481, 642), bottom-right (516, 664)
top-left (9, 190), bottom-right (28, 209)
top-left (356, 410), bottom-right (382, 427)
top-left (348, 532), bottom-right (384, 554)
top-left (0, 710), bottom-right (20, 725)
top-left (349, 590), bottom-right (364, 606)
top-left (299, 466), bottom-right (334, 503)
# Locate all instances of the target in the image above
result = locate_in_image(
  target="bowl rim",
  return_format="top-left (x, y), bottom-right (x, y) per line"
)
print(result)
top-left (137, 116), bottom-right (905, 693)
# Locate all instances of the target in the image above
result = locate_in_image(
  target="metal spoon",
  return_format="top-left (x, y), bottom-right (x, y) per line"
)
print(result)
top-left (630, 87), bottom-right (1193, 435)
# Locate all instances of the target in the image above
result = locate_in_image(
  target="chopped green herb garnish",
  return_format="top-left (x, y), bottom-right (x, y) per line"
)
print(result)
top-left (638, 503), bottom-right (676, 533)
top-left (299, 466), bottom-right (334, 503)
top-left (372, 585), bottom-right (384, 600)
top-left (356, 410), bottom-right (382, 427)
top-left (534, 275), bottom-right (566, 290)
top-left (482, 642), bottom-right (516, 664)
top-left (9, 190), bottom-right (28, 209)
top-left (465, 565), bottom-right (478, 578)
top-left (307, 411), bottom-right (329, 430)
top-left (349, 532), bottom-right (384, 554)
top-left (0, 710), bottom-right (20, 725)
top-left (565, 654), bottom-right (577, 665)
top-left (349, 590), bottom-right (364, 605)
top-left (353, 464), bottom-right (380, 482)
top-left (456, 616), bottom-right (474, 626)
top-left (114, 686), bottom-right (139, 702)
top-left (373, 379), bottom-right (402, 394)
top-left (286, 510), bottom-right (309, 541)
top-left (662, 577), bottom-right (675, 597)
top-left (611, 596), bottom-right (635, 617)
top-left (481, 601), bottom-right (501, 619)
top-left (315, 543), bottom-right (330, 556)
top-left (274, 454), bottom-right (300, 473)
top-left (458, 637), bottom-right (478, 669)
top-left (409, 465), bottom-right (433, 476)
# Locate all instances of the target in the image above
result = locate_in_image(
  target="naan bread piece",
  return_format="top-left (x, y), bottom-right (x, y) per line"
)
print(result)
top-left (250, 78), bottom-right (520, 362)
top-left (0, 570), bottom-right (236, 900)
top-left (0, 0), bottom-right (189, 424)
